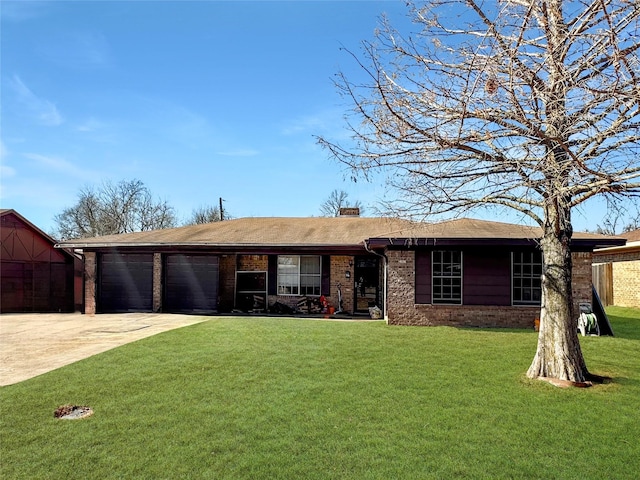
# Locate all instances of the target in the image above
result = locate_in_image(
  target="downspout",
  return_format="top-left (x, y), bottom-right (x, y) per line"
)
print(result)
top-left (364, 239), bottom-right (389, 323)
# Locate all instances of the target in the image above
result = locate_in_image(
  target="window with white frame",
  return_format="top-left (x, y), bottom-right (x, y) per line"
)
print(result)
top-left (277, 255), bottom-right (321, 296)
top-left (432, 250), bottom-right (462, 304)
top-left (512, 251), bottom-right (542, 305)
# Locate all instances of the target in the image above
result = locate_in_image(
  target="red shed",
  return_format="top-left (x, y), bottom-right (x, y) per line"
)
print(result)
top-left (1, 209), bottom-right (82, 313)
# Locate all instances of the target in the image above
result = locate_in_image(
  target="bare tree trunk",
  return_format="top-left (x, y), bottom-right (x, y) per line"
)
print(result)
top-left (527, 204), bottom-right (589, 384)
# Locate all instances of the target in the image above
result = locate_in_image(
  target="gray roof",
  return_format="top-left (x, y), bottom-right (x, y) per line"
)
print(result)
top-left (55, 216), bottom-right (624, 249)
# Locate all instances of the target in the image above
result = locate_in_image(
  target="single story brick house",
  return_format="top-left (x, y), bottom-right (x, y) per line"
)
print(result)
top-left (592, 229), bottom-right (640, 308)
top-left (55, 216), bottom-right (624, 328)
top-left (1, 209), bottom-right (83, 313)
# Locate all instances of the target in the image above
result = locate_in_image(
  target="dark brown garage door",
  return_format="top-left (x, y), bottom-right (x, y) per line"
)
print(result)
top-left (164, 254), bottom-right (219, 313)
top-left (98, 253), bottom-right (153, 313)
top-left (0, 262), bottom-right (71, 313)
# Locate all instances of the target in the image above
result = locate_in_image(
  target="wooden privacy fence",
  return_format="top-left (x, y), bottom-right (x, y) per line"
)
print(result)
top-left (592, 263), bottom-right (613, 306)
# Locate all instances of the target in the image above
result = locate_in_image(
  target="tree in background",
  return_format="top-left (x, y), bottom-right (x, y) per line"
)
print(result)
top-left (186, 204), bottom-right (227, 225)
top-left (318, 0), bottom-right (640, 384)
top-left (595, 199), bottom-right (640, 235)
top-left (320, 189), bottom-right (365, 217)
top-left (54, 179), bottom-right (177, 239)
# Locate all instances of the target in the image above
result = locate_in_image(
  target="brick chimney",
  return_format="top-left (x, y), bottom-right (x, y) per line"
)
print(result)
top-left (339, 207), bottom-right (360, 217)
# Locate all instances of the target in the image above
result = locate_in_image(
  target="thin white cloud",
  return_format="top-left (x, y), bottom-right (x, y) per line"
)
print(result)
top-left (9, 75), bottom-right (63, 126)
top-left (23, 153), bottom-right (74, 171)
top-left (0, 164), bottom-right (16, 180)
top-left (0, 140), bottom-right (16, 179)
top-left (22, 153), bottom-right (97, 181)
top-left (39, 31), bottom-right (112, 69)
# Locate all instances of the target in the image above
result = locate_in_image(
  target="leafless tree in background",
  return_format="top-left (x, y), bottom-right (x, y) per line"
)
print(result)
top-left (186, 204), bottom-right (225, 224)
top-left (595, 198), bottom-right (640, 234)
top-left (320, 189), bottom-right (365, 216)
top-left (318, 0), bottom-right (640, 384)
top-left (54, 179), bottom-right (177, 239)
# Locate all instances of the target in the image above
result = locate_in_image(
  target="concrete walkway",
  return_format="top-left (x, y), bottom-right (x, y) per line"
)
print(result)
top-left (0, 313), bottom-right (210, 386)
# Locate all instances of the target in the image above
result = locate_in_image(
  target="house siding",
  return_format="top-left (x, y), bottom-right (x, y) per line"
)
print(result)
top-left (463, 248), bottom-right (511, 306)
top-left (415, 248), bottom-right (512, 306)
top-left (387, 249), bottom-right (592, 328)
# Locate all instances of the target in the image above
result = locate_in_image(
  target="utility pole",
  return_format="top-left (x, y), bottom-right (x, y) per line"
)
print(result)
top-left (219, 197), bottom-right (224, 221)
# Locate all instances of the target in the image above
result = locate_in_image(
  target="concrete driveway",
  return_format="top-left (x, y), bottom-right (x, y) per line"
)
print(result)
top-left (0, 313), bottom-right (210, 386)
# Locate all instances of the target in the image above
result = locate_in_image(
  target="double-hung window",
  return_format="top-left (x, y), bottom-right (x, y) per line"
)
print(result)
top-left (432, 250), bottom-right (462, 304)
top-left (512, 251), bottom-right (542, 305)
top-left (277, 255), bottom-right (321, 296)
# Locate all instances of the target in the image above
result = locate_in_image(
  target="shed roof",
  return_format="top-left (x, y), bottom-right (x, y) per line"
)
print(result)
top-left (55, 216), bottom-right (624, 250)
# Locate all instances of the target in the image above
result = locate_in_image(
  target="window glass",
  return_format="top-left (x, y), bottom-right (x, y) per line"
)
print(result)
top-left (277, 255), bottom-right (321, 296)
top-left (512, 251), bottom-right (542, 305)
top-left (300, 256), bottom-right (321, 296)
top-left (432, 250), bottom-right (462, 304)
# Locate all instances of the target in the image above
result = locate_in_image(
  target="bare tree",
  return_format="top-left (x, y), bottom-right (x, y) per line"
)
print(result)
top-left (318, 0), bottom-right (640, 384)
top-left (595, 198), bottom-right (640, 234)
top-left (320, 189), bottom-right (365, 216)
top-left (54, 179), bottom-right (177, 239)
top-left (186, 204), bottom-right (223, 225)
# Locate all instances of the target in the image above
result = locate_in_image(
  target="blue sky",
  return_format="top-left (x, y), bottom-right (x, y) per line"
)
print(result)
top-left (0, 0), bottom-right (615, 235)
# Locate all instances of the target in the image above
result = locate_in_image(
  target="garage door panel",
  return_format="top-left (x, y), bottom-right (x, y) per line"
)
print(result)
top-left (164, 255), bottom-right (218, 313)
top-left (99, 253), bottom-right (153, 313)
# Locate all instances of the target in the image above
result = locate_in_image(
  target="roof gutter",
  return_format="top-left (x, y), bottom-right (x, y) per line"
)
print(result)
top-left (54, 241), bottom-right (368, 251)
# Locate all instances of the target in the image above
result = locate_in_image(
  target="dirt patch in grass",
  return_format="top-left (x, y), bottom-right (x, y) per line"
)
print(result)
top-left (54, 405), bottom-right (94, 420)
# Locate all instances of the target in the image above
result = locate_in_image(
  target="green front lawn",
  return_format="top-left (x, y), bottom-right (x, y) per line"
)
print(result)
top-left (1, 307), bottom-right (639, 479)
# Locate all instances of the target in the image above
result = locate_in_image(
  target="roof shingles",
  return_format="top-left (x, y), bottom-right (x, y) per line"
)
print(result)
top-left (55, 217), bottom-right (623, 249)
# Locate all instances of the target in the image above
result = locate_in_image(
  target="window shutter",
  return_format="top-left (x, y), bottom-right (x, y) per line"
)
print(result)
top-left (268, 255), bottom-right (277, 295)
top-left (321, 255), bottom-right (330, 295)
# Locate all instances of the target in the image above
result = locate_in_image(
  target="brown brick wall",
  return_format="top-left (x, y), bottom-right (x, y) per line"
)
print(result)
top-left (83, 251), bottom-right (96, 315)
top-left (572, 252), bottom-right (593, 312)
top-left (237, 254), bottom-right (268, 271)
top-left (153, 253), bottom-right (162, 313)
top-left (593, 251), bottom-right (640, 263)
top-left (386, 250), bottom-right (416, 323)
top-left (218, 254), bottom-right (238, 312)
top-left (330, 256), bottom-right (354, 313)
top-left (386, 249), bottom-right (593, 328)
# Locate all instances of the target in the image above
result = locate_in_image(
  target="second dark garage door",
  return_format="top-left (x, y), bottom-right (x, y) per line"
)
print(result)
top-left (164, 254), bottom-right (219, 313)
